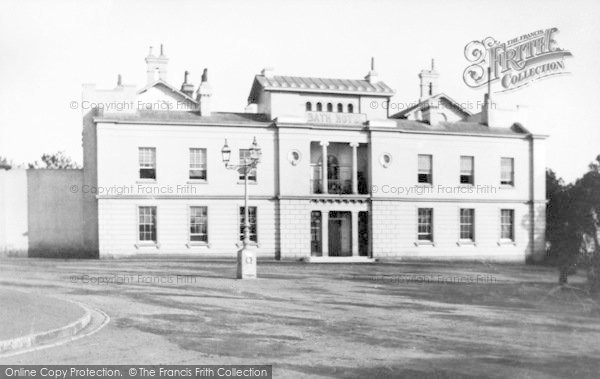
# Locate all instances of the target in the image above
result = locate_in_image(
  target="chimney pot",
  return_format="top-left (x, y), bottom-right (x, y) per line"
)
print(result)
top-left (261, 67), bottom-right (274, 78)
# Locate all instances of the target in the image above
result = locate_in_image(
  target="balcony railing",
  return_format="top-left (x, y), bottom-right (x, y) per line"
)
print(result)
top-left (310, 164), bottom-right (368, 194)
top-left (310, 179), bottom-right (353, 194)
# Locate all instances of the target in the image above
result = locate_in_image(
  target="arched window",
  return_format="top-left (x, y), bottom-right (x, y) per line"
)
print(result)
top-left (327, 103), bottom-right (333, 112)
top-left (305, 102), bottom-right (312, 111)
top-left (348, 104), bottom-right (354, 113)
top-left (337, 103), bottom-right (343, 113)
top-left (316, 102), bottom-right (322, 112)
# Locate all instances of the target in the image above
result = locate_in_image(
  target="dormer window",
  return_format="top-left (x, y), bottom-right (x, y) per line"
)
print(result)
top-left (305, 102), bottom-right (312, 111)
top-left (327, 103), bottom-right (333, 112)
top-left (337, 103), bottom-right (343, 113)
top-left (348, 104), bottom-right (354, 113)
top-left (316, 102), bottom-right (322, 111)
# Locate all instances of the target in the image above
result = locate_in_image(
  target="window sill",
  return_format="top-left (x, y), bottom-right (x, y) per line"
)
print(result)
top-left (497, 240), bottom-right (516, 246)
top-left (457, 240), bottom-right (477, 246)
top-left (499, 184), bottom-right (515, 189)
top-left (136, 179), bottom-right (157, 184)
top-left (414, 241), bottom-right (435, 247)
top-left (416, 183), bottom-right (433, 187)
top-left (235, 241), bottom-right (260, 249)
top-left (135, 242), bottom-right (160, 249)
top-left (187, 180), bottom-right (208, 184)
top-left (237, 181), bottom-right (258, 185)
top-left (186, 242), bottom-right (210, 248)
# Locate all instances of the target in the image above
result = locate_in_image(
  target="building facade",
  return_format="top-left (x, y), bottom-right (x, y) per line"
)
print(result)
top-left (79, 48), bottom-right (547, 262)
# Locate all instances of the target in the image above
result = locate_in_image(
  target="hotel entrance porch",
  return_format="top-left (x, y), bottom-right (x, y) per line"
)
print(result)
top-left (310, 210), bottom-right (369, 259)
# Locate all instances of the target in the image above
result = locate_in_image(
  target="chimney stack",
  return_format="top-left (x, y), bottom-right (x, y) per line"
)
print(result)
top-left (421, 99), bottom-right (444, 126)
top-left (180, 71), bottom-right (194, 97)
top-left (364, 57), bottom-right (378, 84)
top-left (418, 59), bottom-right (439, 102)
top-left (196, 68), bottom-right (212, 116)
top-left (145, 44), bottom-right (169, 84)
top-left (481, 67), bottom-right (495, 126)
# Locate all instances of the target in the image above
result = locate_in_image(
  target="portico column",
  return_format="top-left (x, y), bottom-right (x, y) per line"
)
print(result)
top-left (320, 141), bottom-right (329, 194)
top-left (350, 142), bottom-right (359, 194)
top-left (322, 210), bottom-right (329, 257)
top-left (351, 210), bottom-right (359, 256)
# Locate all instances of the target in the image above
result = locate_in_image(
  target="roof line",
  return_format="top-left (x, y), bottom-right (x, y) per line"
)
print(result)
top-left (137, 79), bottom-right (198, 104)
top-left (93, 118), bottom-right (275, 128)
top-left (391, 93), bottom-right (473, 117)
top-left (259, 87), bottom-right (394, 96)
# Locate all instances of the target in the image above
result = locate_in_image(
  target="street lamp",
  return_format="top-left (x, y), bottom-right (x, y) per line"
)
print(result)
top-left (222, 137), bottom-right (262, 279)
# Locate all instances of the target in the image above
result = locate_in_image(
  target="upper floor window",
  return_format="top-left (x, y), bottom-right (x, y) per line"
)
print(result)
top-left (418, 154), bottom-right (432, 184)
top-left (337, 103), bottom-right (343, 113)
top-left (189, 148), bottom-right (207, 180)
top-left (500, 209), bottom-right (514, 241)
top-left (316, 102), bottom-right (323, 112)
top-left (138, 206), bottom-right (157, 242)
top-left (305, 102), bottom-right (312, 111)
top-left (418, 208), bottom-right (433, 242)
top-left (189, 206), bottom-right (208, 243)
top-left (348, 104), bottom-right (354, 113)
top-left (139, 147), bottom-right (156, 180)
top-left (327, 103), bottom-right (333, 112)
top-left (460, 156), bottom-right (474, 185)
top-left (501, 157), bottom-right (514, 186)
top-left (239, 149), bottom-right (257, 182)
top-left (239, 206), bottom-right (258, 243)
top-left (459, 208), bottom-right (475, 241)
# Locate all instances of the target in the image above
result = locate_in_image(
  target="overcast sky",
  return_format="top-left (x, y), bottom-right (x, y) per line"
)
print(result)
top-left (0, 0), bottom-right (598, 182)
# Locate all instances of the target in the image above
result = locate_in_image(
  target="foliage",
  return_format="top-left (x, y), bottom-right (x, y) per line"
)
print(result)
top-left (547, 156), bottom-right (600, 291)
top-left (0, 156), bottom-right (11, 170)
top-left (28, 151), bottom-right (81, 169)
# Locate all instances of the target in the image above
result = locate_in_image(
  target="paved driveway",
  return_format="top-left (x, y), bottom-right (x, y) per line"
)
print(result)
top-left (0, 258), bottom-right (599, 378)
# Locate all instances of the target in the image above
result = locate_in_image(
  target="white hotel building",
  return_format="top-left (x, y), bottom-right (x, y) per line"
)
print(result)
top-left (79, 47), bottom-right (547, 262)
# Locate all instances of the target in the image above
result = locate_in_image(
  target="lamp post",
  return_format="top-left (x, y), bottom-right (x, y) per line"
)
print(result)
top-left (221, 137), bottom-right (262, 279)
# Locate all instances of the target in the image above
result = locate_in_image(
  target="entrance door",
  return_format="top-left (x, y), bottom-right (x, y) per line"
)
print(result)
top-left (329, 219), bottom-right (342, 256)
top-left (328, 211), bottom-right (352, 257)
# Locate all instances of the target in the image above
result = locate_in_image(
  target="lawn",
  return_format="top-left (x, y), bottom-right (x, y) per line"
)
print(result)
top-left (0, 258), bottom-right (599, 378)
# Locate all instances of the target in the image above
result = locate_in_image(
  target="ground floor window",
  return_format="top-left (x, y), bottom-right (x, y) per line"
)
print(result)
top-left (358, 211), bottom-right (369, 256)
top-left (138, 206), bottom-right (157, 242)
top-left (190, 206), bottom-right (208, 242)
top-left (239, 206), bottom-right (257, 243)
top-left (500, 209), bottom-right (514, 241)
top-left (459, 208), bottom-right (475, 241)
top-left (310, 211), bottom-right (322, 256)
top-left (418, 208), bottom-right (433, 242)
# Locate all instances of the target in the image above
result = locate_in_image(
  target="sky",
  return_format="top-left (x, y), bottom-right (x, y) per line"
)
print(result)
top-left (0, 0), bottom-right (598, 183)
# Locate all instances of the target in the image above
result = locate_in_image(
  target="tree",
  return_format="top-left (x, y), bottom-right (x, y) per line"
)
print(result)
top-left (575, 156), bottom-right (600, 292)
top-left (546, 170), bottom-right (581, 283)
top-left (28, 151), bottom-right (81, 169)
top-left (547, 157), bottom-right (600, 291)
top-left (0, 156), bottom-right (12, 170)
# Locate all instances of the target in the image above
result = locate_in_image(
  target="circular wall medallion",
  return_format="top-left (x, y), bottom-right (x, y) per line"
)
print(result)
top-left (288, 150), bottom-right (302, 166)
top-left (379, 153), bottom-right (392, 168)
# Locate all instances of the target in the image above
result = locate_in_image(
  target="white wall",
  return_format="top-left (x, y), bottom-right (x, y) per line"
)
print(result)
top-left (96, 123), bottom-right (277, 197)
top-left (369, 131), bottom-right (534, 202)
top-left (0, 169), bottom-right (28, 256)
top-left (98, 199), bottom-right (277, 257)
top-left (372, 201), bottom-right (531, 261)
